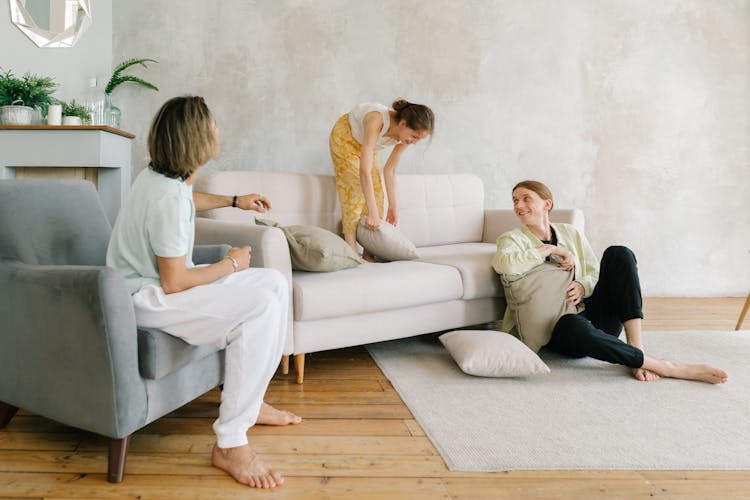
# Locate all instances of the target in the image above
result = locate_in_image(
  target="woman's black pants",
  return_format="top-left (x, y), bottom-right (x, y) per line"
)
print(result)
top-left (545, 246), bottom-right (645, 368)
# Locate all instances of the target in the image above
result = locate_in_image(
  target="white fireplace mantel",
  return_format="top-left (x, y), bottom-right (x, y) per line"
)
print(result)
top-left (0, 125), bottom-right (134, 224)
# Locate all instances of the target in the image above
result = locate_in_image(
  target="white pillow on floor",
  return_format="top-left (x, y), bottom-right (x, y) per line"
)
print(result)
top-left (439, 330), bottom-right (550, 377)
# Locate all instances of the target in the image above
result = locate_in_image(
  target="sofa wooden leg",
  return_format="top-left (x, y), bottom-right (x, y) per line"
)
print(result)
top-left (736, 292), bottom-right (750, 331)
top-left (294, 353), bottom-right (305, 384)
top-left (281, 355), bottom-right (290, 375)
top-left (0, 402), bottom-right (19, 429)
top-left (108, 435), bottom-right (131, 483)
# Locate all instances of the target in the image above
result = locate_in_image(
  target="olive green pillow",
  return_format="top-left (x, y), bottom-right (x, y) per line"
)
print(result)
top-left (256, 218), bottom-right (362, 272)
top-left (501, 262), bottom-right (577, 352)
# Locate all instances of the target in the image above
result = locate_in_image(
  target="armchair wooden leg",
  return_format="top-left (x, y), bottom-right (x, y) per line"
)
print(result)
top-left (294, 353), bottom-right (305, 384)
top-left (736, 292), bottom-right (750, 331)
top-left (281, 355), bottom-right (290, 375)
top-left (108, 435), bottom-right (131, 483)
top-left (0, 402), bottom-right (19, 429)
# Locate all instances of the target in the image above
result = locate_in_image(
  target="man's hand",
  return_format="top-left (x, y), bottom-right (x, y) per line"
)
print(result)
top-left (565, 281), bottom-right (584, 306)
top-left (236, 194), bottom-right (271, 212)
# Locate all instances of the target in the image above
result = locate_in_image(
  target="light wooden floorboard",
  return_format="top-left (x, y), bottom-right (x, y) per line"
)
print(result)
top-left (0, 297), bottom-right (747, 499)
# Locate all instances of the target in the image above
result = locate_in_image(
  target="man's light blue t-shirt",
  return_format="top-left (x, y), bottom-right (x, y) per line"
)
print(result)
top-left (106, 167), bottom-right (195, 295)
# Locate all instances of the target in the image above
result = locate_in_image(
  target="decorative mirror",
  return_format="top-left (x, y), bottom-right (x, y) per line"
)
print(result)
top-left (9, 0), bottom-right (92, 48)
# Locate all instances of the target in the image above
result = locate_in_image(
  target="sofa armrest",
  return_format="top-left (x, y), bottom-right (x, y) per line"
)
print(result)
top-left (192, 244), bottom-right (231, 265)
top-left (482, 209), bottom-right (520, 243)
top-left (194, 218), bottom-right (292, 278)
top-left (0, 262), bottom-right (147, 438)
top-left (482, 208), bottom-right (585, 243)
top-left (550, 209), bottom-right (585, 233)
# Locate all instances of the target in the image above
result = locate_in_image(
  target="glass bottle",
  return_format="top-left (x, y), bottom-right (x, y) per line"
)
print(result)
top-left (104, 93), bottom-right (121, 129)
top-left (82, 77), bottom-right (105, 125)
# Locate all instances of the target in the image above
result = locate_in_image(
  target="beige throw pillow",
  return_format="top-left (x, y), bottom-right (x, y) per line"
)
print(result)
top-left (256, 218), bottom-right (361, 272)
top-left (439, 330), bottom-right (550, 377)
top-left (501, 262), bottom-right (577, 352)
top-left (356, 217), bottom-right (420, 261)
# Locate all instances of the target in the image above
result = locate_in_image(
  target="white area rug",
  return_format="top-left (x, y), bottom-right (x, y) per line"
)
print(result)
top-left (366, 330), bottom-right (750, 471)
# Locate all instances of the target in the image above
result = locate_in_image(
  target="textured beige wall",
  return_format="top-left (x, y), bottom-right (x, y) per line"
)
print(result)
top-left (112, 0), bottom-right (750, 296)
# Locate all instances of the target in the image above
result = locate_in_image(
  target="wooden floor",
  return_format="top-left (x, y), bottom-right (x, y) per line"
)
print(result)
top-left (1, 297), bottom-right (748, 499)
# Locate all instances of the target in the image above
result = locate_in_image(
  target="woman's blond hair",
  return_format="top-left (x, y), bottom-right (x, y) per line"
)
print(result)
top-left (512, 180), bottom-right (554, 211)
top-left (148, 96), bottom-right (218, 180)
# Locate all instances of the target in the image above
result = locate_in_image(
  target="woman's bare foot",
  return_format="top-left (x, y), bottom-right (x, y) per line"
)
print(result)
top-left (361, 250), bottom-right (378, 263)
top-left (633, 368), bottom-right (661, 382)
top-left (257, 402), bottom-right (302, 425)
top-left (211, 444), bottom-right (283, 489)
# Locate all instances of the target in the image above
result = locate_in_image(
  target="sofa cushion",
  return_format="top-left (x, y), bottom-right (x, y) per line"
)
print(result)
top-left (417, 243), bottom-right (502, 300)
top-left (138, 328), bottom-right (220, 380)
top-left (292, 261), bottom-right (463, 321)
top-left (356, 218), bottom-right (420, 261)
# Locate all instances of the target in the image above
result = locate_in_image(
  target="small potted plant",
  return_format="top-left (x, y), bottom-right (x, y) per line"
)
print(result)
top-left (61, 99), bottom-right (91, 126)
top-left (104, 58), bottom-right (158, 128)
top-left (0, 69), bottom-right (57, 125)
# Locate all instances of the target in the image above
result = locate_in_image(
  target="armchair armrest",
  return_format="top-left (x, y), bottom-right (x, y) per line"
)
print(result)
top-left (194, 218), bottom-right (292, 279)
top-left (0, 262), bottom-right (147, 438)
top-left (192, 244), bottom-right (231, 265)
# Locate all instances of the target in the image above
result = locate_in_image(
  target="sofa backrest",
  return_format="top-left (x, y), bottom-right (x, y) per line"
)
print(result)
top-left (396, 174), bottom-right (485, 247)
top-left (194, 171), bottom-right (342, 232)
top-left (194, 171), bottom-right (486, 247)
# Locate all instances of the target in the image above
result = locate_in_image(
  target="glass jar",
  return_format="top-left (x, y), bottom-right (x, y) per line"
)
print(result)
top-left (104, 94), bottom-right (121, 129)
top-left (82, 77), bottom-right (105, 125)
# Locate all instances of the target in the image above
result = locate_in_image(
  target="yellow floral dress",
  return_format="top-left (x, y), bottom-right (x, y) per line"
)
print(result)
top-left (329, 113), bottom-right (384, 235)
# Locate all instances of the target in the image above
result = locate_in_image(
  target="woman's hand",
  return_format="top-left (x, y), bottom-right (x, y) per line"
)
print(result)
top-left (364, 213), bottom-right (382, 230)
top-left (227, 246), bottom-right (252, 271)
top-left (386, 207), bottom-right (399, 226)
top-left (236, 194), bottom-right (271, 212)
top-left (565, 281), bottom-right (584, 306)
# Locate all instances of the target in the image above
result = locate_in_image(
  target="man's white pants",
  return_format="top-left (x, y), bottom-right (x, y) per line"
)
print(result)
top-left (132, 268), bottom-right (288, 448)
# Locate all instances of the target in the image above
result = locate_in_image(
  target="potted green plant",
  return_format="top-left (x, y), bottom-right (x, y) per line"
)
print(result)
top-left (60, 99), bottom-right (91, 126)
top-left (0, 69), bottom-right (57, 125)
top-left (104, 58), bottom-right (158, 128)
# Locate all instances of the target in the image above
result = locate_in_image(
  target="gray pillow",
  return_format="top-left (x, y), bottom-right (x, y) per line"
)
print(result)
top-left (256, 218), bottom-right (361, 272)
top-left (356, 217), bottom-right (419, 261)
top-left (500, 262), bottom-right (577, 352)
top-left (439, 330), bottom-right (550, 377)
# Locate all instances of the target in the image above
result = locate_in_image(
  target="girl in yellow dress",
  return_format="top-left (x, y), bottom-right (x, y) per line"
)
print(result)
top-left (329, 99), bottom-right (435, 255)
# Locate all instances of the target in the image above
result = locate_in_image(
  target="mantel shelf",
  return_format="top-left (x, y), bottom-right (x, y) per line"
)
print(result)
top-left (1, 126), bottom-right (134, 223)
top-left (0, 125), bottom-right (135, 139)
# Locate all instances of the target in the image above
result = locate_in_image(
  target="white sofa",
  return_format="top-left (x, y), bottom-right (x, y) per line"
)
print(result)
top-left (194, 171), bottom-right (584, 383)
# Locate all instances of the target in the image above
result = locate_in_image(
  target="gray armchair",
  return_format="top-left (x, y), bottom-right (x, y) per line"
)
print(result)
top-left (0, 179), bottom-right (230, 482)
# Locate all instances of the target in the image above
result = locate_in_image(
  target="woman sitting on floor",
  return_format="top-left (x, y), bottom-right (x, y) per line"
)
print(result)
top-left (492, 180), bottom-right (727, 384)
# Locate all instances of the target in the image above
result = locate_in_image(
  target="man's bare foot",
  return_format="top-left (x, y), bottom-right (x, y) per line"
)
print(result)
top-left (633, 368), bottom-right (661, 382)
top-left (659, 361), bottom-right (728, 384)
top-left (257, 402), bottom-right (302, 425)
top-left (211, 444), bottom-right (283, 489)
